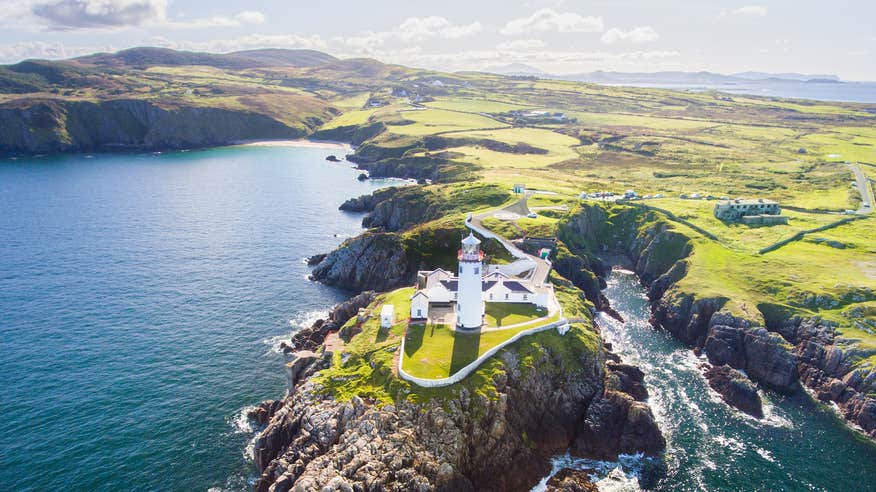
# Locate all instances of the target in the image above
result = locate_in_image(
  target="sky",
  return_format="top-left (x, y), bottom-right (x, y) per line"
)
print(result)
top-left (0, 0), bottom-right (873, 80)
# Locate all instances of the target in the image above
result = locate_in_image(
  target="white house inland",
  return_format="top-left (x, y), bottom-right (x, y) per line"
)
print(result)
top-left (410, 232), bottom-right (550, 330)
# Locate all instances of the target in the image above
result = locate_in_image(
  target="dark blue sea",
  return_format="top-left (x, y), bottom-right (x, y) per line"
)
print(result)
top-left (0, 144), bottom-right (396, 491)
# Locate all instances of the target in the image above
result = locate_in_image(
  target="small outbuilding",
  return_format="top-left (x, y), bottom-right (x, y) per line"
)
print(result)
top-left (380, 304), bottom-right (395, 328)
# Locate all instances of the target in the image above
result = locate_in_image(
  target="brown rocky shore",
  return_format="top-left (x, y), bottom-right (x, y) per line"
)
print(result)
top-left (559, 203), bottom-right (876, 439)
top-left (247, 289), bottom-right (664, 491)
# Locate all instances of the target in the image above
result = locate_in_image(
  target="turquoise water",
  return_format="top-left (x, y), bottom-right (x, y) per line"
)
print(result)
top-left (0, 145), bottom-right (394, 491)
top-left (540, 270), bottom-right (876, 491)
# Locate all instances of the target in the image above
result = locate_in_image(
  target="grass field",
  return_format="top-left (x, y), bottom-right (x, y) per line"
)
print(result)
top-left (401, 311), bottom-right (560, 379)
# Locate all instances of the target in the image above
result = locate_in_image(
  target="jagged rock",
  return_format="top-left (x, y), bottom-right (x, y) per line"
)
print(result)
top-left (573, 390), bottom-right (664, 460)
top-left (338, 187), bottom-right (400, 212)
top-left (743, 328), bottom-right (798, 393)
top-left (704, 364), bottom-right (764, 418)
top-left (325, 154), bottom-right (340, 162)
top-left (305, 253), bottom-right (326, 266)
top-left (606, 361), bottom-right (648, 401)
top-left (248, 400), bottom-right (284, 426)
top-left (545, 468), bottom-right (598, 491)
top-left (310, 233), bottom-right (409, 292)
top-left (704, 323), bottom-right (746, 369)
top-left (356, 172), bottom-right (368, 181)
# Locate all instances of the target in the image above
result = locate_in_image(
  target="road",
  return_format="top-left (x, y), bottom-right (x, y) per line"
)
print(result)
top-left (851, 163), bottom-right (873, 215)
top-left (466, 194), bottom-right (552, 286)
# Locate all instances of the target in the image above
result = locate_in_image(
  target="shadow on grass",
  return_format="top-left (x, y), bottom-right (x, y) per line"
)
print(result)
top-left (376, 325), bottom-right (389, 343)
top-left (449, 330), bottom-right (481, 375)
top-left (404, 323), bottom-right (425, 357)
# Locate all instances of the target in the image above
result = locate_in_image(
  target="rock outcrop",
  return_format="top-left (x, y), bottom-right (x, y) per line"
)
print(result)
top-left (703, 364), bottom-right (764, 418)
top-left (283, 291), bottom-right (378, 352)
top-left (545, 469), bottom-right (598, 491)
top-left (310, 233), bottom-right (410, 292)
top-left (339, 187), bottom-right (400, 213)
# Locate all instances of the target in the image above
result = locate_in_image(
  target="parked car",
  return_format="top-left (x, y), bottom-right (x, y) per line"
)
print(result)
top-left (527, 212), bottom-right (538, 218)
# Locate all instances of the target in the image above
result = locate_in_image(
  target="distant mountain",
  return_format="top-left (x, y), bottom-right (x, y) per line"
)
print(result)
top-left (74, 47), bottom-right (337, 70)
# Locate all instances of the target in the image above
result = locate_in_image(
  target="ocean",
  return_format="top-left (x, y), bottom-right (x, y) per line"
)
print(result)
top-left (0, 144), bottom-right (396, 490)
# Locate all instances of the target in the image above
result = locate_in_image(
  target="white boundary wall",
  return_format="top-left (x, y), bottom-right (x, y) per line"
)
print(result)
top-left (398, 318), bottom-right (569, 388)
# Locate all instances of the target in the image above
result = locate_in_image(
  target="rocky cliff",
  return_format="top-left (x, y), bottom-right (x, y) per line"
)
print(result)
top-left (310, 233), bottom-right (411, 292)
top-left (0, 98), bottom-right (323, 154)
top-left (559, 203), bottom-right (876, 439)
top-left (251, 310), bottom-right (664, 491)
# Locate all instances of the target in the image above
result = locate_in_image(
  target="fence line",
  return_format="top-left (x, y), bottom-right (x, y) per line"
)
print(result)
top-left (758, 216), bottom-right (864, 254)
top-left (398, 318), bottom-right (569, 387)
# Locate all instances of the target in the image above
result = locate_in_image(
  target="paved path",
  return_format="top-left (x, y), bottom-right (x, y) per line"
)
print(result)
top-left (467, 195), bottom-right (552, 286)
top-left (851, 163), bottom-right (874, 215)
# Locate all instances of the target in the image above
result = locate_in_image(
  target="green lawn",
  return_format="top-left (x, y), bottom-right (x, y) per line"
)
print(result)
top-left (484, 302), bottom-right (545, 327)
top-left (401, 313), bottom-right (560, 379)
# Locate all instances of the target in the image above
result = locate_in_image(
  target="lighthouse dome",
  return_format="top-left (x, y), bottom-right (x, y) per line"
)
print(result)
top-left (461, 233), bottom-right (481, 247)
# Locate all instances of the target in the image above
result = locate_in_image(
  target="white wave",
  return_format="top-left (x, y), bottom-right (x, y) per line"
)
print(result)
top-left (531, 452), bottom-right (648, 492)
top-left (289, 309), bottom-right (329, 331)
top-left (230, 406), bottom-right (257, 433)
top-left (263, 333), bottom-right (293, 355)
top-left (755, 446), bottom-right (776, 463)
top-left (759, 392), bottom-right (794, 429)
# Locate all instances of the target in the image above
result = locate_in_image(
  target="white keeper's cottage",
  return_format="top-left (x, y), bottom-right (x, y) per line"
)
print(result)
top-left (410, 232), bottom-right (549, 330)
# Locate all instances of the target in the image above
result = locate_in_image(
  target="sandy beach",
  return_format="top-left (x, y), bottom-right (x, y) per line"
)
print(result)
top-left (232, 139), bottom-right (351, 150)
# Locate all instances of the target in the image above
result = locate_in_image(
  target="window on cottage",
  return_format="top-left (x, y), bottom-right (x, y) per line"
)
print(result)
top-left (459, 265), bottom-right (463, 274)
top-left (505, 293), bottom-right (509, 300)
top-left (523, 294), bottom-right (528, 300)
top-left (417, 309), bottom-right (422, 317)
top-left (489, 293), bottom-right (493, 300)
top-left (474, 267), bottom-right (479, 275)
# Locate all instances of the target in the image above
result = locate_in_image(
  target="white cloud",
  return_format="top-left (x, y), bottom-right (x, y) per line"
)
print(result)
top-left (441, 21), bottom-right (482, 39)
top-left (720, 5), bottom-right (768, 17)
top-left (21, 0), bottom-right (264, 30)
top-left (394, 16), bottom-right (481, 40)
top-left (160, 10), bottom-right (266, 29)
top-left (500, 8), bottom-right (604, 35)
top-left (32, 0), bottom-right (167, 30)
top-left (497, 39), bottom-right (546, 51)
top-left (235, 11), bottom-right (264, 25)
top-left (600, 26), bottom-right (659, 44)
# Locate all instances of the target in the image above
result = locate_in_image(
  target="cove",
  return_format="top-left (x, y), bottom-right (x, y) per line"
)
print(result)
top-left (539, 269), bottom-right (876, 490)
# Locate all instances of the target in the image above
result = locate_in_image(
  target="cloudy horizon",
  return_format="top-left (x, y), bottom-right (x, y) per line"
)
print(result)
top-left (0, 0), bottom-right (873, 80)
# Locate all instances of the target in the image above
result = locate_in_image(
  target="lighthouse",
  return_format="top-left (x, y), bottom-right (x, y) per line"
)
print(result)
top-left (456, 233), bottom-right (484, 330)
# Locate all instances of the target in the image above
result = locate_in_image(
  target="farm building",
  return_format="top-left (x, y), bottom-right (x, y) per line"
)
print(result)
top-left (714, 199), bottom-right (787, 224)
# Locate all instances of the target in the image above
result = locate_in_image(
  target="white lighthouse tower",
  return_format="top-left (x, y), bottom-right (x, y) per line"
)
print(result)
top-left (456, 232), bottom-right (484, 330)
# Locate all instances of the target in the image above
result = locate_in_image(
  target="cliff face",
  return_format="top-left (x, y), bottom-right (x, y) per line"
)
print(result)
top-left (310, 233), bottom-right (410, 292)
top-left (252, 329), bottom-right (663, 492)
top-left (560, 203), bottom-right (876, 439)
top-left (0, 98), bottom-right (311, 154)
